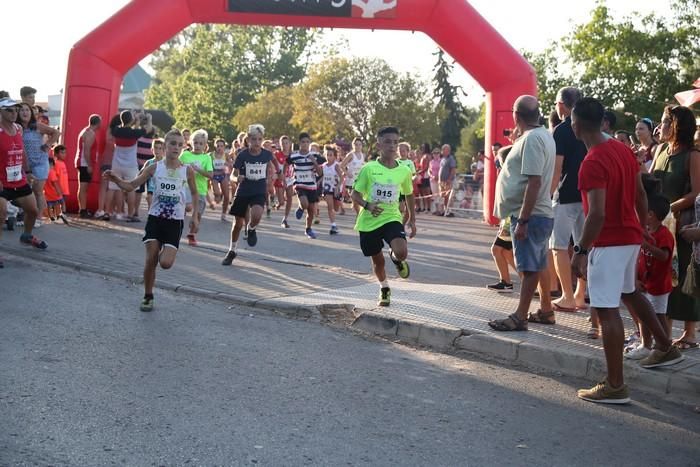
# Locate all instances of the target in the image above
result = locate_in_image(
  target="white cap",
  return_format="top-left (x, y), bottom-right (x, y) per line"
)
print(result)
top-left (0, 97), bottom-right (20, 109)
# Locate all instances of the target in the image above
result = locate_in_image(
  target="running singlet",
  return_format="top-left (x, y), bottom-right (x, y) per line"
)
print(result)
top-left (287, 151), bottom-right (321, 191)
top-left (179, 151), bottom-right (213, 196)
top-left (275, 151), bottom-right (293, 178)
top-left (212, 154), bottom-right (227, 182)
top-left (0, 123), bottom-right (26, 189)
top-left (148, 161), bottom-right (189, 220)
top-left (322, 162), bottom-right (340, 193)
top-left (353, 160), bottom-right (413, 232)
top-left (345, 153), bottom-right (365, 186)
top-left (75, 126), bottom-right (97, 168)
top-left (234, 148), bottom-right (273, 197)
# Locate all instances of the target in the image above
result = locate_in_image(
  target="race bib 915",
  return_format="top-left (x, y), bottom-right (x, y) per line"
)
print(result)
top-left (372, 182), bottom-right (399, 204)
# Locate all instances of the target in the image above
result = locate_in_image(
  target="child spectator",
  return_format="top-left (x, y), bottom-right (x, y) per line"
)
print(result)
top-left (44, 158), bottom-right (67, 223)
top-left (52, 144), bottom-right (70, 218)
top-left (627, 194), bottom-right (674, 359)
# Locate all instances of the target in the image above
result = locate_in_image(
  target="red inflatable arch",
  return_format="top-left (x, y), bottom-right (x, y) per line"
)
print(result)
top-left (62, 0), bottom-right (536, 224)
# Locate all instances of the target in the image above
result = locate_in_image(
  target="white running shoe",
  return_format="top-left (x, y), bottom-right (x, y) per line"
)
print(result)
top-left (94, 210), bottom-right (105, 219)
top-left (624, 345), bottom-right (651, 360)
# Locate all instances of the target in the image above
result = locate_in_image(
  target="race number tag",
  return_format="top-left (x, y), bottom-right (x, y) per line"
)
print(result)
top-left (323, 173), bottom-right (336, 189)
top-left (157, 176), bottom-right (182, 204)
top-left (6, 164), bottom-right (22, 182)
top-left (246, 162), bottom-right (267, 181)
top-left (213, 158), bottom-right (226, 171)
top-left (371, 183), bottom-right (399, 204)
top-left (295, 170), bottom-right (315, 184)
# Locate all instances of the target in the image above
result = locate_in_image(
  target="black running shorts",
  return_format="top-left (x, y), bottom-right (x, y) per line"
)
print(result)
top-left (229, 194), bottom-right (266, 218)
top-left (143, 215), bottom-right (184, 249)
top-left (359, 221), bottom-right (406, 257)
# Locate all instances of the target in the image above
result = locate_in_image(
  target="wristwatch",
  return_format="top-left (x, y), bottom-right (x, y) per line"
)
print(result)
top-left (573, 245), bottom-right (588, 255)
top-left (363, 201), bottom-right (370, 209)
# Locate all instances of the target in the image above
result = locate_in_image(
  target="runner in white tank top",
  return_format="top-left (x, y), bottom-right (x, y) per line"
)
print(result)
top-left (104, 129), bottom-right (198, 312)
top-left (340, 138), bottom-right (366, 214)
top-left (322, 145), bottom-right (343, 235)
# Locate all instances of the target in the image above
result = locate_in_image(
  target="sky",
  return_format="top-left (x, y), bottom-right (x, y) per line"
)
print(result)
top-left (5, 0), bottom-right (660, 108)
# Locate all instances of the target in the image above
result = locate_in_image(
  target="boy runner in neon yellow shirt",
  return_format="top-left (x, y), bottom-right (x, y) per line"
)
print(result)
top-left (179, 129), bottom-right (213, 246)
top-left (351, 126), bottom-right (417, 306)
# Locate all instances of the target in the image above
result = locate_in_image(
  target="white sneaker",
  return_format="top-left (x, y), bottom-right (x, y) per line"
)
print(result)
top-left (115, 213), bottom-right (127, 221)
top-left (625, 345), bottom-right (651, 360)
top-left (94, 210), bottom-right (105, 218)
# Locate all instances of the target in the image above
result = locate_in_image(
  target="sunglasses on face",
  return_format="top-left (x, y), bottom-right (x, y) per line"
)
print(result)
top-left (2, 107), bottom-right (18, 113)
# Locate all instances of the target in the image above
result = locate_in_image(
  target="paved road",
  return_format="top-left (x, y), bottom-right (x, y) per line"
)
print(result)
top-left (2, 259), bottom-right (699, 466)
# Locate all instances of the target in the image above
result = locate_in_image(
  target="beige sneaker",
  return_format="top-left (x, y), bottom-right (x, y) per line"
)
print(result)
top-left (577, 380), bottom-right (631, 404)
top-left (639, 345), bottom-right (684, 369)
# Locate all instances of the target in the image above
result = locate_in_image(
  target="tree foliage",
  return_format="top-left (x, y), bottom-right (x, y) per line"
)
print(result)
top-left (145, 25), bottom-right (317, 141)
top-left (458, 104), bottom-right (485, 172)
top-left (524, 0), bottom-right (700, 121)
top-left (291, 57), bottom-right (441, 145)
top-left (232, 86), bottom-right (301, 140)
top-left (432, 49), bottom-right (467, 150)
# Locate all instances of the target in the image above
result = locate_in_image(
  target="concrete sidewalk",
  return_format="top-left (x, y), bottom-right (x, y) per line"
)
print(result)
top-left (2, 206), bottom-right (698, 405)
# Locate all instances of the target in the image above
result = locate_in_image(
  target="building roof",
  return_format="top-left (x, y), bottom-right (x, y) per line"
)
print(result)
top-left (122, 65), bottom-right (152, 93)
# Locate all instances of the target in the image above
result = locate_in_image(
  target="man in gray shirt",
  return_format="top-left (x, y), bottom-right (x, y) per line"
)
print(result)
top-left (489, 95), bottom-right (557, 332)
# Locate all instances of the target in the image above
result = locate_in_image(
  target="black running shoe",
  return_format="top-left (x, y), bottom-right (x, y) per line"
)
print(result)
top-left (221, 250), bottom-right (237, 266)
top-left (487, 280), bottom-right (514, 293)
top-left (247, 228), bottom-right (258, 247)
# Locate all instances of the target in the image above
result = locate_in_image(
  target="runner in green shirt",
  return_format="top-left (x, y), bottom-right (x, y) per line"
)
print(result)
top-left (179, 129), bottom-right (213, 246)
top-left (398, 142), bottom-right (417, 225)
top-left (351, 126), bottom-right (417, 306)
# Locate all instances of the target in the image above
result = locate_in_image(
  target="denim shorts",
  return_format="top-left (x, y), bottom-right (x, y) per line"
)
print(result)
top-left (510, 215), bottom-right (554, 272)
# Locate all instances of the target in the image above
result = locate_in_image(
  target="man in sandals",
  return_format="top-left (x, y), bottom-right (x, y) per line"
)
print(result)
top-left (488, 95), bottom-right (556, 332)
top-left (571, 97), bottom-right (683, 404)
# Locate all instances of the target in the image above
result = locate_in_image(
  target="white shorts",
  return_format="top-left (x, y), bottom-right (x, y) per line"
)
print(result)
top-left (550, 202), bottom-right (584, 250)
top-left (643, 292), bottom-right (669, 315)
top-left (587, 244), bottom-right (640, 308)
top-left (109, 162), bottom-right (139, 191)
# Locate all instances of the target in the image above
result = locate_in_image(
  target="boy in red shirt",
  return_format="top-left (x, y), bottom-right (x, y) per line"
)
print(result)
top-left (51, 144), bottom-right (69, 223)
top-left (44, 158), bottom-right (65, 222)
top-left (571, 97), bottom-right (682, 404)
top-left (627, 194), bottom-right (674, 360)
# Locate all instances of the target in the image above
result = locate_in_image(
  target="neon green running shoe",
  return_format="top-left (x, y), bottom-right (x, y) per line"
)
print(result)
top-left (140, 297), bottom-right (154, 312)
top-left (378, 287), bottom-right (391, 307)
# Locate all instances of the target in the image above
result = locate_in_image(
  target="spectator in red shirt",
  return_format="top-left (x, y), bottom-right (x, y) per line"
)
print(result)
top-left (627, 194), bottom-right (674, 360)
top-left (571, 97), bottom-right (682, 405)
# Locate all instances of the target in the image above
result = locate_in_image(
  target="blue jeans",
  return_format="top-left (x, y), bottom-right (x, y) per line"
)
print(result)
top-left (510, 215), bottom-right (554, 272)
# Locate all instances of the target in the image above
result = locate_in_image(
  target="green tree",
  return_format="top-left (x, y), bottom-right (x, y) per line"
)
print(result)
top-left (145, 25), bottom-right (317, 141)
top-left (522, 47), bottom-right (570, 117)
top-left (292, 57), bottom-right (441, 145)
top-left (432, 49), bottom-right (467, 150)
top-left (563, 1), bottom-right (700, 119)
top-left (232, 86), bottom-right (302, 140)
top-left (458, 104), bottom-right (485, 172)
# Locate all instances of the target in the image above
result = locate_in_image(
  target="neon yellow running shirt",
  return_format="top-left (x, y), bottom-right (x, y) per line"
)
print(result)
top-left (179, 151), bottom-right (213, 196)
top-left (353, 160), bottom-right (413, 232)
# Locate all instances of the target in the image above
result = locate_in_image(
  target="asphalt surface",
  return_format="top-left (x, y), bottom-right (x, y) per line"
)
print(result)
top-left (2, 258), bottom-right (699, 466)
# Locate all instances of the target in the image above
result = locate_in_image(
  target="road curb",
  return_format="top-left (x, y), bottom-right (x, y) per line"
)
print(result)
top-left (5, 247), bottom-right (699, 405)
top-left (351, 309), bottom-right (700, 405)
